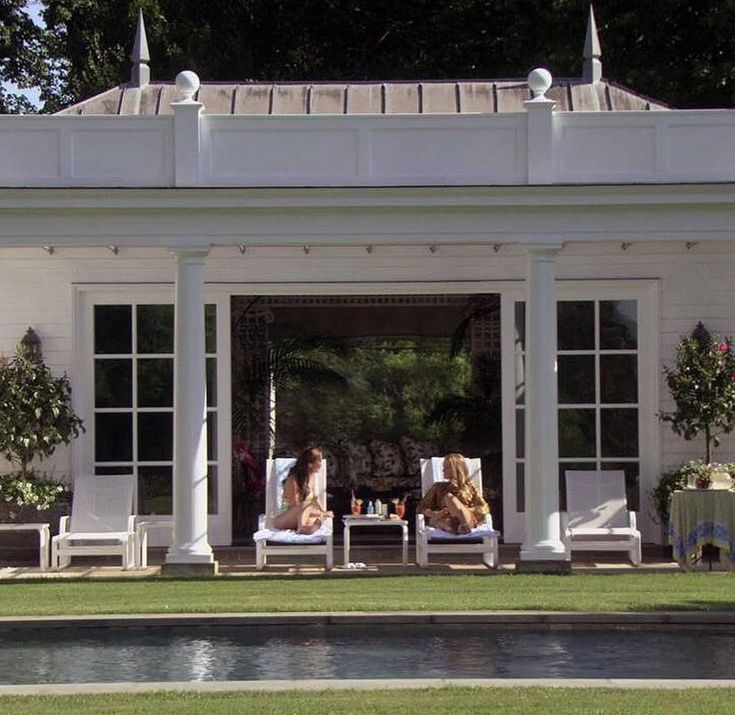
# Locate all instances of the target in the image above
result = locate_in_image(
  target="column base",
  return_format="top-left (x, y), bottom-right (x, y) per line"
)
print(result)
top-left (161, 561), bottom-right (219, 576)
top-left (515, 559), bottom-right (571, 574)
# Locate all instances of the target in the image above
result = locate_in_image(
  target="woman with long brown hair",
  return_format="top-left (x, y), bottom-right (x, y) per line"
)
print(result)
top-left (273, 446), bottom-right (333, 534)
top-left (417, 453), bottom-right (489, 534)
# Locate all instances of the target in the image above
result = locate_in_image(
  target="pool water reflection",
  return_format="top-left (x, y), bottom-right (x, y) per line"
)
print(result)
top-left (1, 624), bottom-right (733, 684)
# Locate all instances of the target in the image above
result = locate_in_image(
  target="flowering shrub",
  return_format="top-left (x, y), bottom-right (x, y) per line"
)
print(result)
top-left (660, 322), bottom-right (735, 463)
top-left (233, 442), bottom-right (264, 496)
top-left (0, 472), bottom-right (68, 510)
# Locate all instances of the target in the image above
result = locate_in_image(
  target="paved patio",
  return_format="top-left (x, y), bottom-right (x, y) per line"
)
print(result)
top-left (0, 543), bottom-right (693, 579)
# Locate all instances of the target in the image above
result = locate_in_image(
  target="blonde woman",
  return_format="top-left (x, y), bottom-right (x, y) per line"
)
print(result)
top-left (417, 453), bottom-right (489, 534)
top-left (273, 446), bottom-right (333, 534)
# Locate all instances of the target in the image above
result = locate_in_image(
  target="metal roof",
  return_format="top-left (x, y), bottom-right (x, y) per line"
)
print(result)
top-left (55, 78), bottom-right (667, 116)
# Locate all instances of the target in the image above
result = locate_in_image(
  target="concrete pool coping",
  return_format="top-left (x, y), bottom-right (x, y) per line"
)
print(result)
top-left (1, 609), bottom-right (734, 630)
top-left (1, 678), bottom-right (735, 695)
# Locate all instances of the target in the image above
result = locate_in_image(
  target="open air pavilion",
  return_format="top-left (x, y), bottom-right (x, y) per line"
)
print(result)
top-left (1, 8), bottom-right (735, 576)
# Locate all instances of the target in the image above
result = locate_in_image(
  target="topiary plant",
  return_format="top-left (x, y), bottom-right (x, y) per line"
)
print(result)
top-left (660, 322), bottom-right (735, 464)
top-left (0, 343), bottom-right (84, 506)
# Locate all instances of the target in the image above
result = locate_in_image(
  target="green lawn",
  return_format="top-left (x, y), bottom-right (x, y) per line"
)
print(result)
top-left (0, 572), bottom-right (733, 616)
top-left (3, 687), bottom-right (735, 715)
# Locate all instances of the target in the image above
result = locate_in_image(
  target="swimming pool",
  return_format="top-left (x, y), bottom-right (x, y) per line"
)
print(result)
top-left (1, 622), bottom-right (733, 684)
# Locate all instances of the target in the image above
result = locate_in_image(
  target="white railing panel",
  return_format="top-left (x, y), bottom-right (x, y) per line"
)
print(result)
top-left (0, 116), bottom-right (174, 187)
top-left (555, 110), bottom-right (735, 184)
top-left (0, 123), bottom-right (62, 181)
top-left (555, 113), bottom-right (660, 182)
top-left (202, 114), bottom-right (527, 186)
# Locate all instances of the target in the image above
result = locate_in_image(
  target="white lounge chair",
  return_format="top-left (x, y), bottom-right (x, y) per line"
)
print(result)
top-left (253, 457), bottom-right (333, 570)
top-left (416, 457), bottom-right (500, 568)
top-left (51, 474), bottom-right (136, 570)
top-left (563, 469), bottom-right (642, 566)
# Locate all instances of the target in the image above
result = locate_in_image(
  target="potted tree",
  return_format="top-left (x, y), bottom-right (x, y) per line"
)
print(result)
top-left (655, 322), bottom-right (735, 536)
top-left (0, 333), bottom-right (84, 558)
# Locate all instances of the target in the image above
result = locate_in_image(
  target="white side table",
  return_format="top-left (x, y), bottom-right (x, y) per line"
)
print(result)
top-left (342, 515), bottom-right (409, 567)
top-left (0, 523), bottom-right (50, 570)
top-left (135, 520), bottom-right (173, 568)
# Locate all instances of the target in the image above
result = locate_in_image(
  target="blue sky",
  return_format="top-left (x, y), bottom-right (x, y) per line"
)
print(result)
top-left (4, 2), bottom-right (44, 110)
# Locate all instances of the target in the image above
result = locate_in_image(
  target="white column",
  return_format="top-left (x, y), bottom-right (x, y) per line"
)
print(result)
top-left (520, 243), bottom-right (567, 563)
top-left (165, 246), bottom-right (216, 569)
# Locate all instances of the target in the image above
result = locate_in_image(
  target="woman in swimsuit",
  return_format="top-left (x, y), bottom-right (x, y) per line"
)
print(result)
top-left (273, 446), bottom-right (333, 534)
top-left (417, 453), bottom-right (489, 534)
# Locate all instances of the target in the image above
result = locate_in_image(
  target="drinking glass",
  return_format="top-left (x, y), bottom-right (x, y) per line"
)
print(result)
top-left (394, 502), bottom-right (406, 519)
top-left (351, 501), bottom-right (362, 516)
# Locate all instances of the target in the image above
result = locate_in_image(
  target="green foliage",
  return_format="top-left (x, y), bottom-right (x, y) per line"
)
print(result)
top-left (0, 345), bottom-right (84, 474)
top-left (277, 340), bottom-right (470, 447)
top-left (0, 471), bottom-right (67, 509)
top-left (233, 332), bottom-right (349, 446)
top-left (31, 1), bottom-right (735, 112)
top-left (0, 0), bottom-right (44, 113)
top-left (660, 322), bottom-right (735, 463)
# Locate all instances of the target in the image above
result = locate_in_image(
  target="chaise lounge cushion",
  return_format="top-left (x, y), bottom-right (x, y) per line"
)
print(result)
top-left (253, 524), bottom-right (332, 544)
top-left (427, 524), bottom-right (500, 541)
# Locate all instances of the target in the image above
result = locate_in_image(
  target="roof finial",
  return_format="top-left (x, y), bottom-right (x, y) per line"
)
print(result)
top-left (130, 8), bottom-right (150, 87)
top-left (583, 4), bottom-right (602, 84)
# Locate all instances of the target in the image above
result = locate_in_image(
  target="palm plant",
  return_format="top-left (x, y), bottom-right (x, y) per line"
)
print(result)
top-left (232, 332), bottom-right (350, 453)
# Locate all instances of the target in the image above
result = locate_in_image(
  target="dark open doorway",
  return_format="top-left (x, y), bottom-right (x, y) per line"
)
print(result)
top-left (231, 294), bottom-right (501, 542)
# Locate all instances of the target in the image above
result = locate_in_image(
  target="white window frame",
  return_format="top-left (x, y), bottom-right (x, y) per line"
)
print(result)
top-left (501, 279), bottom-right (660, 544)
top-left (71, 285), bottom-right (232, 545)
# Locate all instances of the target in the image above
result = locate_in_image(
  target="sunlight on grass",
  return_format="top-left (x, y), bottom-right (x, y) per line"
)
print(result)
top-left (2, 687), bottom-right (734, 715)
top-left (0, 573), bottom-right (733, 616)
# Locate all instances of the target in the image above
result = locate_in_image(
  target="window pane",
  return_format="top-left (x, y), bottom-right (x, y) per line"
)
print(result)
top-left (95, 413), bottom-right (133, 462)
top-left (207, 411), bottom-right (217, 461)
top-left (559, 409), bottom-right (596, 458)
top-left (515, 352), bottom-right (525, 405)
top-left (137, 305), bottom-right (174, 354)
top-left (138, 466), bottom-right (172, 515)
top-left (208, 465), bottom-right (218, 515)
top-left (516, 408), bottom-right (524, 458)
top-left (205, 304), bottom-right (217, 354)
top-left (94, 305), bottom-right (131, 354)
top-left (558, 355), bottom-right (595, 404)
top-left (95, 465), bottom-right (133, 475)
top-left (602, 462), bottom-right (640, 511)
top-left (559, 461), bottom-right (598, 511)
top-left (206, 358), bottom-right (217, 407)
top-left (558, 301), bottom-right (594, 351)
top-left (516, 462), bottom-right (524, 513)
top-left (137, 413), bottom-right (173, 461)
top-left (600, 300), bottom-right (637, 350)
top-left (138, 358), bottom-right (173, 407)
top-left (514, 302), bottom-right (525, 352)
top-left (601, 355), bottom-right (638, 404)
top-left (601, 408), bottom-right (639, 458)
top-left (95, 359), bottom-right (132, 408)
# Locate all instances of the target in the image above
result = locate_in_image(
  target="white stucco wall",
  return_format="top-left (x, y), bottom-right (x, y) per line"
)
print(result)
top-left (2, 239), bottom-right (734, 501)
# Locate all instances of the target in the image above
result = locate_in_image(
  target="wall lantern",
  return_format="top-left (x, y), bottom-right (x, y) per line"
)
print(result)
top-left (20, 326), bottom-right (42, 359)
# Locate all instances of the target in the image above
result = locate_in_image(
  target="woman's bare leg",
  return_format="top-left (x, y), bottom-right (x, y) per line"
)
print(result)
top-left (443, 494), bottom-right (477, 534)
top-left (297, 503), bottom-right (323, 534)
top-left (273, 505), bottom-right (302, 531)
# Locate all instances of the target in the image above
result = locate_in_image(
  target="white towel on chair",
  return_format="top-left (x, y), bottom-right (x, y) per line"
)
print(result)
top-left (253, 524), bottom-right (331, 544)
top-left (428, 525), bottom-right (499, 540)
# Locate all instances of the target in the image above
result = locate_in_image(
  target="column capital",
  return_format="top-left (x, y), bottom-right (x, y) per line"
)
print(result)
top-left (168, 245), bottom-right (211, 260)
top-left (521, 242), bottom-right (563, 257)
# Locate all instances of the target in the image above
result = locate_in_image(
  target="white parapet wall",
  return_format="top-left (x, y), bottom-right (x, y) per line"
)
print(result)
top-left (3, 107), bottom-right (735, 188)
